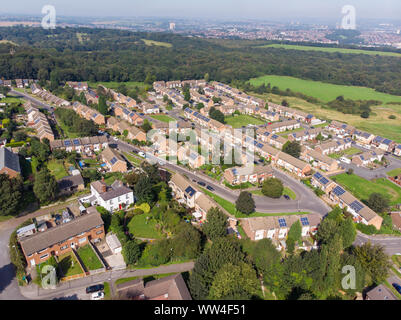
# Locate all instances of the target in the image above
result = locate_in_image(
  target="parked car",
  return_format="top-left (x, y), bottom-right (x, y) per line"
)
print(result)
top-left (206, 185), bottom-right (215, 191)
top-left (283, 195), bottom-right (290, 200)
top-left (393, 283), bottom-right (401, 294)
top-left (113, 137), bottom-right (119, 141)
top-left (86, 284), bottom-right (104, 294)
top-left (197, 181), bottom-right (206, 187)
top-left (138, 152), bottom-right (146, 158)
top-left (91, 292), bottom-right (105, 300)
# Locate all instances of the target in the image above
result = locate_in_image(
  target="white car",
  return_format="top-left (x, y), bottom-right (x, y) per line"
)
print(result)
top-left (91, 292), bottom-right (104, 300)
top-left (138, 152), bottom-right (146, 158)
top-left (113, 137), bottom-right (119, 141)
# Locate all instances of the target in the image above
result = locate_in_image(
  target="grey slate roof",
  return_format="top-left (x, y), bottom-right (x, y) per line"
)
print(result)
top-left (0, 148), bottom-right (21, 174)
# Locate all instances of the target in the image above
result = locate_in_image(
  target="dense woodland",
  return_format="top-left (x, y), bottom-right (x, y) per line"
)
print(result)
top-left (1, 27), bottom-right (401, 96)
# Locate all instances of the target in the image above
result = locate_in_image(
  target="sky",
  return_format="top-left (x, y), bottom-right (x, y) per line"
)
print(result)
top-left (2, 0), bottom-right (401, 21)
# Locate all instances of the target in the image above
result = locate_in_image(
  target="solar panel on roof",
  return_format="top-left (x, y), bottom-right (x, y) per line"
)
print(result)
top-left (278, 218), bottom-right (287, 228)
top-left (110, 157), bottom-right (118, 165)
top-left (350, 201), bottom-right (364, 213)
top-left (333, 186), bottom-right (346, 197)
top-left (320, 177), bottom-right (329, 185)
top-left (185, 186), bottom-right (196, 197)
top-left (300, 217), bottom-right (309, 226)
top-left (314, 172), bottom-right (323, 180)
top-left (64, 140), bottom-right (71, 146)
top-left (73, 139), bottom-right (80, 145)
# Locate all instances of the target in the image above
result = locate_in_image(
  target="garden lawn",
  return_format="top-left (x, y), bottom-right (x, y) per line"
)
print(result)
top-left (224, 114), bottom-right (266, 128)
top-left (77, 245), bottom-right (103, 270)
top-left (332, 174), bottom-right (401, 206)
top-left (47, 159), bottom-right (68, 180)
top-left (58, 252), bottom-right (84, 277)
top-left (249, 75), bottom-right (401, 104)
top-left (257, 44), bottom-right (401, 57)
top-left (123, 152), bottom-right (142, 166)
top-left (127, 214), bottom-right (164, 239)
top-left (201, 188), bottom-right (307, 218)
top-left (115, 276), bottom-right (139, 286)
top-left (283, 187), bottom-right (297, 200)
top-left (150, 114), bottom-right (176, 123)
top-left (387, 168), bottom-right (401, 177)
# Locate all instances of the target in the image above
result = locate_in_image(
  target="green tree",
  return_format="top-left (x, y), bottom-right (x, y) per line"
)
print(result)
top-left (353, 242), bottom-right (391, 284)
top-left (122, 240), bottom-right (141, 265)
top-left (33, 168), bottom-right (58, 204)
top-left (98, 96), bottom-right (108, 115)
top-left (172, 223), bottom-right (201, 259)
top-left (203, 207), bottom-right (228, 241)
top-left (282, 141), bottom-right (301, 158)
top-left (235, 191), bottom-right (255, 215)
top-left (339, 218), bottom-right (356, 249)
top-left (367, 193), bottom-right (389, 213)
top-left (287, 220), bottom-right (302, 254)
top-left (141, 119), bottom-right (153, 133)
top-left (208, 262), bottom-right (259, 300)
top-left (0, 174), bottom-right (23, 216)
top-left (209, 107), bottom-right (225, 124)
top-left (134, 175), bottom-right (154, 204)
top-left (79, 91), bottom-right (87, 105)
top-left (261, 178), bottom-right (284, 199)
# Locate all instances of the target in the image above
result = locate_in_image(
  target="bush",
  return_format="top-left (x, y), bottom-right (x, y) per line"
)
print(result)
top-left (389, 115), bottom-right (396, 120)
top-left (356, 223), bottom-right (378, 235)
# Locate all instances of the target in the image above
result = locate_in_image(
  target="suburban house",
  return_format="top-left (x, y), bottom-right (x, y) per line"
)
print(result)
top-left (288, 128), bottom-right (322, 143)
top-left (314, 138), bottom-right (352, 155)
top-left (177, 148), bottom-right (206, 169)
top-left (106, 117), bottom-right (147, 142)
top-left (365, 285), bottom-right (398, 300)
top-left (0, 147), bottom-right (21, 178)
top-left (66, 81), bottom-right (88, 92)
top-left (263, 119), bottom-right (301, 134)
top-left (73, 102), bottom-right (106, 125)
top-left (58, 174), bottom-right (85, 195)
top-left (241, 214), bottom-right (322, 241)
top-left (100, 147), bottom-right (128, 173)
top-left (50, 136), bottom-right (109, 155)
top-left (224, 165), bottom-right (274, 186)
top-left (351, 149), bottom-right (384, 167)
top-left (169, 173), bottom-right (216, 221)
top-left (116, 273), bottom-right (192, 300)
top-left (328, 120), bottom-right (355, 137)
top-left (141, 102), bottom-right (160, 114)
top-left (394, 144), bottom-right (401, 157)
top-left (353, 130), bottom-right (375, 146)
top-left (371, 136), bottom-right (396, 153)
top-left (311, 172), bottom-right (337, 193)
top-left (301, 148), bottom-right (339, 173)
top-left (275, 152), bottom-right (312, 178)
top-left (112, 104), bottom-right (144, 126)
top-left (25, 103), bottom-right (55, 142)
top-left (19, 210), bottom-right (105, 268)
top-left (81, 180), bottom-right (135, 212)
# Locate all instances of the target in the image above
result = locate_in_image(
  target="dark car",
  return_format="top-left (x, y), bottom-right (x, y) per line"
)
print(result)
top-left (393, 283), bottom-right (401, 294)
top-left (206, 185), bottom-right (215, 191)
top-left (197, 181), bottom-right (206, 187)
top-left (283, 195), bottom-right (290, 200)
top-left (86, 284), bottom-right (104, 294)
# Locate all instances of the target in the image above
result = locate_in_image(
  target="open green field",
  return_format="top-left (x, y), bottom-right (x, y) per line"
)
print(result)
top-left (258, 44), bottom-right (401, 57)
top-left (88, 81), bottom-right (147, 92)
top-left (47, 159), bottom-right (68, 180)
top-left (249, 75), bottom-right (401, 104)
top-left (150, 114), bottom-right (176, 123)
top-left (142, 39), bottom-right (172, 48)
top-left (127, 214), bottom-right (164, 239)
top-left (250, 187), bottom-right (296, 200)
top-left (1, 97), bottom-right (23, 104)
top-left (224, 114), bottom-right (266, 128)
top-left (332, 174), bottom-right (401, 206)
top-left (77, 245), bottom-right (103, 270)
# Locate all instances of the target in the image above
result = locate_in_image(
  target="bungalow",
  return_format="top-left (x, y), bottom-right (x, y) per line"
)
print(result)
top-left (58, 174), bottom-right (85, 195)
top-left (81, 180), bottom-right (134, 212)
top-left (224, 165), bottom-right (274, 186)
top-left (352, 149), bottom-right (384, 167)
top-left (100, 147), bottom-right (128, 173)
top-left (19, 210), bottom-right (104, 268)
top-left (241, 214), bottom-right (322, 241)
top-left (301, 148), bottom-right (339, 172)
top-left (0, 147), bottom-right (21, 178)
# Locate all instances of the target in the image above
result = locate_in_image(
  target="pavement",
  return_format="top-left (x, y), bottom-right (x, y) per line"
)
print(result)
top-left (354, 232), bottom-right (401, 256)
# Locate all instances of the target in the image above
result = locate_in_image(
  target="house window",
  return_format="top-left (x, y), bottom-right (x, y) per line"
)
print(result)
top-left (96, 230), bottom-right (103, 235)
top-left (78, 237), bottom-right (87, 244)
top-left (60, 245), bottom-right (68, 251)
top-left (40, 254), bottom-right (49, 260)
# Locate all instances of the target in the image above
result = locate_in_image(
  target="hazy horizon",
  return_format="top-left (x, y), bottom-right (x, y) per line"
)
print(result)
top-left (1, 0), bottom-right (401, 22)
